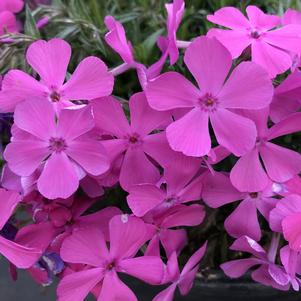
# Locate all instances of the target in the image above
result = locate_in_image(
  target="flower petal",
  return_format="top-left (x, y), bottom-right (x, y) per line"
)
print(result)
top-left (210, 109), bottom-right (257, 156)
top-left (127, 184), bottom-right (166, 217)
top-left (0, 189), bottom-right (21, 230)
top-left (225, 197), bottom-right (261, 241)
top-left (184, 36), bottom-right (232, 94)
top-left (230, 148), bottom-right (268, 192)
top-left (61, 227), bottom-right (108, 266)
top-left (219, 62), bottom-right (273, 109)
top-left (207, 28), bottom-right (251, 59)
top-left (62, 57), bottom-right (114, 100)
top-left (251, 40), bottom-right (292, 78)
top-left (166, 108), bottom-right (210, 157)
top-left (207, 7), bottom-right (250, 30)
top-left (26, 38), bottom-right (71, 87)
top-left (129, 92), bottom-right (170, 136)
top-left (57, 268), bottom-right (104, 301)
top-left (37, 152), bottom-right (79, 199)
top-left (246, 6), bottom-right (280, 30)
top-left (13, 98), bottom-right (56, 139)
top-left (145, 71), bottom-right (199, 110)
top-left (260, 142), bottom-right (301, 183)
top-left (118, 256), bottom-right (164, 284)
top-left (283, 213), bottom-right (301, 251)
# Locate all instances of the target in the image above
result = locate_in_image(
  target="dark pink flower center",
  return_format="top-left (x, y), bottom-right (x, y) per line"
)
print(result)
top-left (250, 30), bottom-right (260, 39)
top-left (126, 133), bottom-right (142, 147)
top-left (49, 137), bottom-right (67, 152)
top-left (106, 261), bottom-right (115, 270)
top-left (249, 192), bottom-right (258, 199)
top-left (50, 91), bottom-right (61, 102)
top-left (199, 93), bottom-right (218, 112)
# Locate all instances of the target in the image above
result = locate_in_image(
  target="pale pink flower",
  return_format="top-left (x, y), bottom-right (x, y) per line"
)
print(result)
top-left (146, 36), bottom-right (273, 157)
top-left (207, 5), bottom-right (301, 78)
top-left (230, 108), bottom-right (301, 192)
top-left (0, 38), bottom-right (114, 113)
top-left (57, 215), bottom-right (164, 301)
top-left (4, 99), bottom-right (110, 199)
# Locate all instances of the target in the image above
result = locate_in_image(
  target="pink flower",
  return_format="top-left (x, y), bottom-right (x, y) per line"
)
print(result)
top-left (157, 0), bottom-right (185, 65)
top-left (4, 99), bottom-right (110, 199)
top-left (0, 38), bottom-right (114, 113)
top-left (0, 11), bottom-right (18, 34)
top-left (207, 6), bottom-right (301, 78)
top-left (0, 0), bottom-right (23, 13)
top-left (221, 236), bottom-right (291, 291)
top-left (127, 157), bottom-right (203, 217)
top-left (0, 188), bottom-right (42, 268)
top-left (270, 194), bottom-right (301, 251)
top-left (153, 243), bottom-right (207, 301)
top-left (146, 36), bottom-right (273, 157)
top-left (92, 92), bottom-right (181, 191)
top-left (270, 69), bottom-right (301, 123)
top-left (230, 109), bottom-right (301, 192)
top-left (57, 215), bottom-right (164, 301)
top-left (202, 172), bottom-right (277, 241)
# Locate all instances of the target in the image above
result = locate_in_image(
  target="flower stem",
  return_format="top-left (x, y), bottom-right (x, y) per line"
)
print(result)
top-left (110, 63), bottom-right (132, 77)
top-left (176, 40), bottom-right (191, 49)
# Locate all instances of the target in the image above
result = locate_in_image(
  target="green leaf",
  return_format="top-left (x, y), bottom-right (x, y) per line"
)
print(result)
top-left (24, 5), bottom-right (41, 38)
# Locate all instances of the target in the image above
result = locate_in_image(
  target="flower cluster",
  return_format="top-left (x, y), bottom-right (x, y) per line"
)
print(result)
top-left (0, 1), bottom-right (301, 300)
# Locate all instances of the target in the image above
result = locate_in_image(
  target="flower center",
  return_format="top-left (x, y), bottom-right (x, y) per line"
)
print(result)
top-left (106, 262), bottom-right (115, 270)
top-left (126, 133), bottom-right (142, 147)
top-left (50, 91), bottom-right (61, 102)
top-left (249, 192), bottom-right (258, 199)
top-left (198, 93), bottom-right (218, 112)
top-left (250, 30), bottom-right (260, 39)
top-left (49, 137), bottom-right (67, 152)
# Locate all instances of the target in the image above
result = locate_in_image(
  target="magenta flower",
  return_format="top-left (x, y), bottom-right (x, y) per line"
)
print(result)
top-left (153, 243), bottom-right (207, 301)
top-left (0, 0), bottom-right (23, 13)
top-left (270, 69), bottom-right (301, 123)
top-left (92, 92), bottom-right (182, 191)
top-left (230, 109), bottom-right (301, 192)
top-left (146, 36), bottom-right (273, 157)
top-left (4, 99), bottom-right (110, 199)
top-left (0, 38), bottom-right (114, 113)
top-left (221, 236), bottom-right (291, 291)
top-left (57, 215), bottom-right (164, 301)
top-left (207, 5), bottom-right (301, 78)
top-left (127, 157), bottom-right (204, 217)
top-left (157, 0), bottom-right (185, 65)
top-left (202, 172), bottom-right (277, 241)
top-left (0, 189), bottom-right (42, 268)
top-left (0, 11), bottom-right (18, 34)
top-left (270, 194), bottom-right (301, 252)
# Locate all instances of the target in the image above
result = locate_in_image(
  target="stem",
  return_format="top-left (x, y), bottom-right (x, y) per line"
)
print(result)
top-left (109, 63), bottom-right (132, 77)
top-left (176, 40), bottom-right (191, 49)
top-left (268, 233), bottom-right (280, 263)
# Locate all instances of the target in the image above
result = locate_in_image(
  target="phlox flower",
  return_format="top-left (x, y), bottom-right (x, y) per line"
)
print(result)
top-left (127, 157), bottom-right (203, 217)
top-left (230, 108), bottom-right (301, 192)
top-left (221, 236), bottom-right (292, 291)
top-left (0, 188), bottom-right (42, 268)
top-left (146, 36), bottom-right (273, 157)
top-left (207, 5), bottom-right (301, 78)
top-left (0, 38), bottom-right (114, 113)
top-left (202, 172), bottom-right (277, 241)
top-left (4, 99), bottom-right (110, 199)
top-left (153, 243), bottom-right (207, 301)
top-left (0, 11), bottom-right (18, 34)
top-left (92, 92), bottom-right (182, 191)
top-left (270, 194), bottom-right (301, 252)
top-left (270, 68), bottom-right (301, 123)
top-left (57, 215), bottom-right (164, 301)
